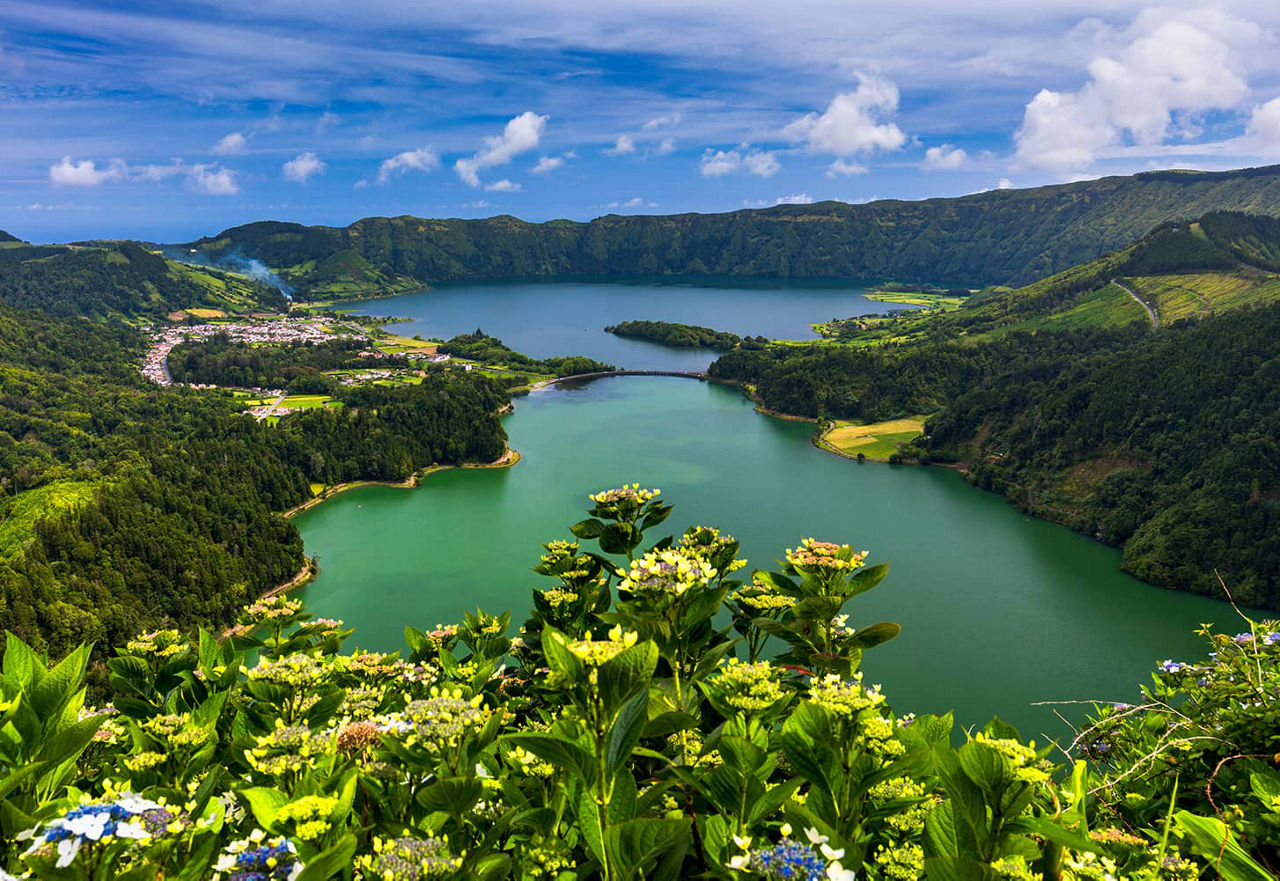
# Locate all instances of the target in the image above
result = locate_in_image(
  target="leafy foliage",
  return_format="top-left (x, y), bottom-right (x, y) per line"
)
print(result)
top-left (438, 330), bottom-right (615, 377)
top-left (1, 490), bottom-right (1267, 879)
top-left (603, 321), bottom-right (748, 350)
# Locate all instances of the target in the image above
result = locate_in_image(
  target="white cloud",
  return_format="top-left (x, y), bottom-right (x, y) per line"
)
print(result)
top-left (50, 156), bottom-right (127, 186)
top-left (316, 111), bottom-right (339, 134)
top-left (922, 144), bottom-right (968, 170)
top-left (775, 193), bottom-right (813, 204)
top-left (531, 155), bottom-right (564, 174)
top-left (828, 159), bottom-right (867, 176)
top-left (484, 179), bottom-right (521, 192)
top-left (462, 199), bottom-right (489, 209)
top-left (212, 132), bottom-right (247, 155)
top-left (655, 137), bottom-right (676, 156)
top-left (283, 151), bottom-right (326, 183)
top-left (699, 144), bottom-right (780, 177)
top-left (189, 164), bottom-right (239, 195)
top-left (608, 197), bottom-right (646, 208)
top-left (454, 111), bottom-right (547, 187)
top-left (784, 73), bottom-right (909, 172)
top-left (134, 160), bottom-right (186, 181)
top-left (642, 112), bottom-right (682, 130)
top-left (998, 177), bottom-right (1015, 190)
top-left (1246, 97), bottom-right (1280, 155)
top-left (1015, 10), bottom-right (1264, 172)
top-left (376, 147), bottom-right (440, 184)
top-left (604, 135), bottom-right (635, 156)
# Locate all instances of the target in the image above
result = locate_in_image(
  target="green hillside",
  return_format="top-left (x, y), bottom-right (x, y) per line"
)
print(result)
top-left (0, 241), bottom-right (287, 319)
top-left (0, 230), bottom-right (20, 244)
top-left (185, 164), bottom-right (1280, 299)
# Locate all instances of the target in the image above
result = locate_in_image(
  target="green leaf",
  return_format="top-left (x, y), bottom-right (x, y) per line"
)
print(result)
top-left (605, 688), bottom-right (649, 779)
top-left (597, 640), bottom-right (657, 716)
top-left (240, 786), bottom-right (289, 828)
top-left (32, 644), bottom-right (89, 719)
top-left (1174, 811), bottom-right (1274, 880)
top-left (603, 818), bottom-right (691, 881)
top-left (924, 800), bottom-right (961, 858)
top-left (846, 562), bottom-right (889, 597)
top-left (576, 786), bottom-right (606, 867)
top-left (599, 522), bottom-right (640, 556)
top-left (503, 733), bottom-right (596, 786)
top-left (642, 710), bottom-right (697, 739)
top-left (848, 621), bottom-right (901, 649)
top-left (931, 746), bottom-right (989, 856)
top-left (746, 778), bottom-right (802, 825)
top-left (4, 633), bottom-right (44, 691)
top-left (924, 855), bottom-right (1000, 881)
top-left (639, 504), bottom-right (673, 531)
top-left (957, 741), bottom-right (1013, 801)
top-left (570, 518), bottom-right (606, 539)
top-left (296, 834), bottom-right (357, 881)
top-left (416, 777), bottom-right (483, 817)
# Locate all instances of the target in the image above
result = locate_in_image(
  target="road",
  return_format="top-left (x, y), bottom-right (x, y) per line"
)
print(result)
top-left (1112, 278), bottom-right (1157, 327)
top-left (256, 393), bottom-right (287, 422)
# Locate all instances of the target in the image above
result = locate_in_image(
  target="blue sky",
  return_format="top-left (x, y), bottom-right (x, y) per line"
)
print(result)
top-left (4, 0), bottom-right (1280, 241)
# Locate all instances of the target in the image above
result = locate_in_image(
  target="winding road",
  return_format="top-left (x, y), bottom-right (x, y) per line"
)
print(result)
top-left (1112, 278), bottom-right (1157, 327)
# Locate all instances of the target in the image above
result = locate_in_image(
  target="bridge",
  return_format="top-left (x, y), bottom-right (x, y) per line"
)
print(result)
top-left (545, 369), bottom-right (708, 384)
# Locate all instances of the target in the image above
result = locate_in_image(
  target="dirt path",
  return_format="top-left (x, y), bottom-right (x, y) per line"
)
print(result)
top-left (256, 392), bottom-right (287, 422)
top-left (1112, 278), bottom-right (1157, 327)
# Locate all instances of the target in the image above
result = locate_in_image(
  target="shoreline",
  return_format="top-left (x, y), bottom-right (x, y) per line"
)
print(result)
top-left (281, 445), bottom-right (521, 519)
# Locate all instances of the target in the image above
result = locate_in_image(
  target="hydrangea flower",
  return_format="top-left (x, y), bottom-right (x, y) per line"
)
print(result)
top-left (807, 672), bottom-right (886, 717)
top-left (355, 834), bottom-right (461, 879)
top-left (785, 539), bottom-right (867, 572)
top-left (620, 549), bottom-right (716, 597)
top-left (1158, 659), bottom-right (1188, 674)
top-left (18, 794), bottom-right (161, 868)
top-left (556, 625), bottom-right (639, 666)
top-left (214, 831), bottom-right (302, 880)
top-left (711, 658), bottom-right (787, 711)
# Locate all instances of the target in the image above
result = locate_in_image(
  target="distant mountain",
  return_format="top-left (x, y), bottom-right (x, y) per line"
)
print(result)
top-left (184, 165), bottom-right (1280, 299)
top-left (0, 242), bottom-right (288, 319)
top-left (0, 230), bottom-right (20, 243)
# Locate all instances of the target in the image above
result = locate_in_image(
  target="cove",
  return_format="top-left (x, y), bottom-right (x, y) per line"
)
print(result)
top-left (296, 375), bottom-right (1232, 737)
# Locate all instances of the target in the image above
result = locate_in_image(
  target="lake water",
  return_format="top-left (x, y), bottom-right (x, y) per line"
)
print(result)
top-left (350, 276), bottom-right (912, 371)
top-left (296, 301), bottom-right (1236, 737)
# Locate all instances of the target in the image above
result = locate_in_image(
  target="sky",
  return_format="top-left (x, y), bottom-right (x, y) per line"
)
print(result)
top-left (5, 0), bottom-right (1280, 241)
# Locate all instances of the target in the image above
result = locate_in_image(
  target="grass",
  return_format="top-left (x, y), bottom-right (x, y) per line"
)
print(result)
top-left (0, 481), bottom-right (99, 557)
top-left (864, 291), bottom-right (967, 310)
top-left (1125, 273), bottom-right (1280, 323)
top-left (279, 395), bottom-right (340, 410)
top-left (308, 482), bottom-right (325, 497)
top-left (823, 416), bottom-right (927, 460)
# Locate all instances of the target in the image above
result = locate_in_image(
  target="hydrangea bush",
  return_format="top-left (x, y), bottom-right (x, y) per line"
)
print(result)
top-left (0, 487), bottom-right (1275, 879)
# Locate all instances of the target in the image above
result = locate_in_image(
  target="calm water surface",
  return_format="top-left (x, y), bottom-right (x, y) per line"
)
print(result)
top-left (352, 276), bottom-right (911, 370)
top-left (298, 376), bottom-right (1230, 737)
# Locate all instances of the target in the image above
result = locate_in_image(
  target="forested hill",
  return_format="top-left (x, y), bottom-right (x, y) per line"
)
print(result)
top-left (0, 241), bottom-right (287, 319)
top-left (0, 230), bottom-right (19, 243)
top-left (185, 164), bottom-right (1280, 298)
top-left (0, 305), bottom-right (509, 659)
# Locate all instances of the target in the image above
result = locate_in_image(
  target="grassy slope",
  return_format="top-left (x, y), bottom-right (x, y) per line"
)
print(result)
top-left (0, 481), bottom-right (99, 557)
top-left (823, 416), bottom-right (927, 460)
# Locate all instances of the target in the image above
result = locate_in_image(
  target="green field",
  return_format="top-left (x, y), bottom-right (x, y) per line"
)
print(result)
top-left (0, 481), bottom-right (99, 556)
top-left (823, 416), bottom-right (926, 459)
top-left (864, 291), bottom-right (968, 310)
top-left (279, 395), bottom-right (342, 410)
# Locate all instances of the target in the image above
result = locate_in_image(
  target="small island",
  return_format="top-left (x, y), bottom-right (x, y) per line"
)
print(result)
top-left (604, 319), bottom-right (762, 349)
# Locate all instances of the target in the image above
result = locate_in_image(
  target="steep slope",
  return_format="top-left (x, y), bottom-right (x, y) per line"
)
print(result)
top-left (0, 230), bottom-right (20, 243)
top-left (185, 164), bottom-right (1280, 299)
top-left (0, 241), bottom-right (287, 319)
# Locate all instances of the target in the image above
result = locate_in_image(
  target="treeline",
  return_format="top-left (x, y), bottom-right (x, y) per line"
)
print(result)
top-left (0, 242), bottom-right (286, 319)
top-left (168, 335), bottom-right (410, 393)
top-left (710, 306), bottom-right (1280, 607)
top-left (187, 165), bottom-right (1280, 296)
top-left (0, 306), bottom-right (508, 657)
top-left (604, 319), bottom-right (749, 349)
top-left (438, 330), bottom-right (615, 376)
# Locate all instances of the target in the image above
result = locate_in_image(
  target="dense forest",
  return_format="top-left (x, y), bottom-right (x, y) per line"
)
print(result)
top-left (604, 319), bottom-right (748, 349)
top-left (711, 302), bottom-right (1280, 608)
top-left (184, 164), bottom-right (1280, 298)
top-left (0, 306), bottom-right (509, 658)
top-left (0, 242), bottom-right (286, 319)
top-left (168, 335), bottom-right (411, 392)
top-left (438, 330), bottom-right (615, 376)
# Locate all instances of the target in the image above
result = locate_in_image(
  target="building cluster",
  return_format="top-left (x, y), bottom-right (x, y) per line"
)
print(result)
top-left (141, 319), bottom-right (364, 386)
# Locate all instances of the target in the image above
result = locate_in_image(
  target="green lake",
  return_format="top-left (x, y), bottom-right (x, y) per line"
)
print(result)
top-left (297, 373), bottom-right (1233, 738)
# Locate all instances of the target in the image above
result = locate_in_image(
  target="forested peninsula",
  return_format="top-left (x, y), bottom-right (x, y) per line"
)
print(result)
top-left (184, 164), bottom-right (1280, 299)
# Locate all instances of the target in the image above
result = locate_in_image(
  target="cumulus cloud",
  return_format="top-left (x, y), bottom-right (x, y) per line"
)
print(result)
top-left (1246, 97), bottom-right (1280, 154)
top-left (484, 179), bottom-right (521, 192)
top-left (784, 73), bottom-right (909, 171)
top-left (376, 147), bottom-right (440, 184)
top-left (283, 151), bottom-right (326, 183)
top-left (699, 144), bottom-right (780, 177)
top-left (531, 155), bottom-right (564, 174)
top-left (1015, 10), bottom-right (1264, 172)
top-left (922, 144), bottom-right (968, 170)
top-left (604, 135), bottom-right (635, 156)
top-left (189, 164), bottom-right (239, 195)
top-left (50, 156), bottom-right (127, 186)
top-left (998, 178), bottom-right (1015, 190)
top-left (775, 193), bottom-right (814, 204)
top-left (212, 132), bottom-right (247, 155)
top-left (50, 156), bottom-right (237, 194)
top-left (454, 111), bottom-right (547, 187)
